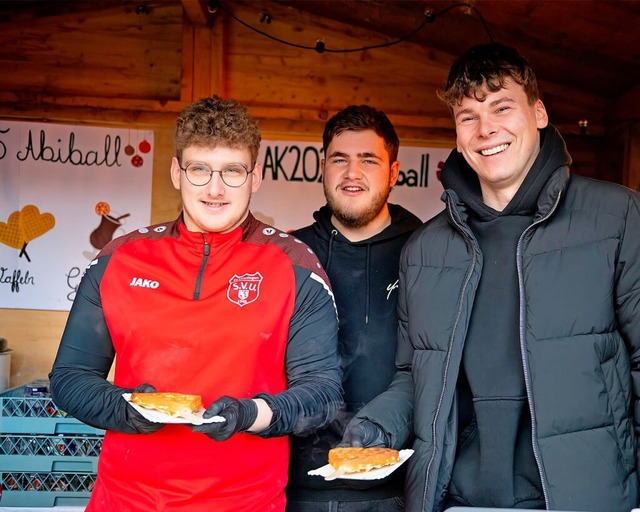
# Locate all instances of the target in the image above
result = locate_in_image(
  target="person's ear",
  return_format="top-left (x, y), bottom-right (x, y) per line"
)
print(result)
top-left (170, 157), bottom-right (182, 190)
top-left (250, 162), bottom-right (262, 193)
top-left (389, 160), bottom-right (400, 187)
top-left (535, 99), bottom-right (549, 129)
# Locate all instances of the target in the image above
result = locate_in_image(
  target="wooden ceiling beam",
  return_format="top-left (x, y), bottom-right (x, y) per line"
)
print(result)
top-left (180, 5), bottom-right (226, 102)
top-left (180, 0), bottom-right (212, 25)
top-left (0, 91), bottom-right (456, 140)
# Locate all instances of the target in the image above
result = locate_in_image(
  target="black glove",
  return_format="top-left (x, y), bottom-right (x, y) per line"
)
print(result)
top-left (133, 383), bottom-right (156, 394)
top-left (338, 420), bottom-right (389, 448)
top-left (127, 383), bottom-right (164, 434)
top-left (192, 396), bottom-right (258, 441)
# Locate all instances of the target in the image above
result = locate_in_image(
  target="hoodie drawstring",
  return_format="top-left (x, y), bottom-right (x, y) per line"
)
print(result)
top-left (365, 244), bottom-right (371, 325)
top-left (326, 229), bottom-right (337, 271)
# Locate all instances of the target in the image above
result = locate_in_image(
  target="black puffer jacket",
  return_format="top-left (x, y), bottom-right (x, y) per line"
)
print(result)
top-left (354, 126), bottom-right (640, 512)
top-left (288, 203), bottom-right (422, 501)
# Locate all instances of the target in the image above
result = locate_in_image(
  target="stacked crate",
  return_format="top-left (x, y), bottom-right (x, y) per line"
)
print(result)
top-left (0, 384), bottom-right (104, 507)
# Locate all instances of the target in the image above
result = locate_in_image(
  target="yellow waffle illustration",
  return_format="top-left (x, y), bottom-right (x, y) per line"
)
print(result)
top-left (0, 205), bottom-right (56, 259)
top-left (0, 210), bottom-right (22, 249)
top-left (20, 205), bottom-right (55, 242)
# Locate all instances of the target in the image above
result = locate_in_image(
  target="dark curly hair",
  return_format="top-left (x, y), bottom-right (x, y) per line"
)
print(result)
top-left (323, 105), bottom-right (399, 164)
top-left (174, 95), bottom-right (261, 166)
top-left (438, 43), bottom-right (540, 108)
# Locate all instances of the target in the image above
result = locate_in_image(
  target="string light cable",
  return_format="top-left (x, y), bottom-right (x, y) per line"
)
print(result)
top-left (210, 2), bottom-right (494, 54)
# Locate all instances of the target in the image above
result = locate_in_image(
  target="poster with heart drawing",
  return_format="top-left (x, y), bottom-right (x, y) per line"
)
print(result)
top-left (0, 120), bottom-right (153, 310)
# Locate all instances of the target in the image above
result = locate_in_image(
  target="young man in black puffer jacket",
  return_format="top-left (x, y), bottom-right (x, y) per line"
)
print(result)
top-left (342, 43), bottom-right (640, 512)
top-left (286, 105), bottom-right (422, 512)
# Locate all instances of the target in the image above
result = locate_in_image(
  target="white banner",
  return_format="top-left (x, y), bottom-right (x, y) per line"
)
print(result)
top-left (0, 121), bottom-right (153, 311)
top-left (0, 130), bottom-right (448, 310)
top-left (251, 140), bottom-right (450, 232)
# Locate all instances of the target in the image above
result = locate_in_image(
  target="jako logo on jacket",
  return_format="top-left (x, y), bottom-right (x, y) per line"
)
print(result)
top-left (129, 277), bottom-right (159, 289)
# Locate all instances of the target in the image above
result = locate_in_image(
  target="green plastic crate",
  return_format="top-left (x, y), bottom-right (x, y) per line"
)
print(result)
top-left (0, 433), bottom-right (101, 472)
top-left (0, 471), bottom-right (95, 507)
top-left (0, 386), bottom-right (103, 507)
top-left (0, 386), bottom-right (103, 435)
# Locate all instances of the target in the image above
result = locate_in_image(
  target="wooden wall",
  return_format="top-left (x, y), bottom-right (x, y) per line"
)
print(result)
top-left (0, 1), bottom-right (634, 387)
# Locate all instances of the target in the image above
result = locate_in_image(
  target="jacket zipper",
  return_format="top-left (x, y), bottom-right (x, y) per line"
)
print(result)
top-left (515, 190), bottom-right (563, 510)
top-left (193, 237), bottom-right (210, 300)
top-left (422, 195), bottom-right (479, 511)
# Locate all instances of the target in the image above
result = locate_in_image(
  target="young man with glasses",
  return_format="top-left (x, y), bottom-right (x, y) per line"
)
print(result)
top-left (49, 95), bottom-right (343, 512)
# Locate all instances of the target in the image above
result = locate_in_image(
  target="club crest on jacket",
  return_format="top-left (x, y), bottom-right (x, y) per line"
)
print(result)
top-left (227, 272), bottom-right (263, 307)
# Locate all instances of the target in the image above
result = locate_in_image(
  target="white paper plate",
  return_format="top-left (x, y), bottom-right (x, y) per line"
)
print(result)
top-left (308, 449), bottom-right (414, 481)
top-left (122, 393), bottom-right (225, 425)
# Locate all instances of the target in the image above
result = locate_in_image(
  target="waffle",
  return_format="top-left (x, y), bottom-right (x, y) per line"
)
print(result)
top-left (328, 447), bottom-right (400, 473)
top-left (130, 392), bottom-right (203, 418)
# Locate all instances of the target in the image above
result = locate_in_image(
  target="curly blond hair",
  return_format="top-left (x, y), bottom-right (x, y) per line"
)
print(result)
top-left (174, 96), bottom-right (261, 166)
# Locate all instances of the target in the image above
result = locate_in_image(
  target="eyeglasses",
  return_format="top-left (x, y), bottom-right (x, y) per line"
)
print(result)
top-left (179, 162), bottom-right (253, 187)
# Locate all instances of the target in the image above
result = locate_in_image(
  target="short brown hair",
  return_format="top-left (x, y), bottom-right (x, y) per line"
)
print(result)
top-left (323, 105), bottom-right (400, 164)
top-left (438, 43), bottom-right (540, 108)
top-left (174, 95), bottom-right (261, 166)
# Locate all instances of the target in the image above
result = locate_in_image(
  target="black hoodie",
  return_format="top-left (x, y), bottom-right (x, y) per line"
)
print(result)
top-left (441, 126), bottom-right (572, 509)
top-left (287, 203), bottom-right (422, 501)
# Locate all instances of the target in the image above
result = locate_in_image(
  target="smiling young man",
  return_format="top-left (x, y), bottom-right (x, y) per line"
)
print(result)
top-left (49, 96), bottom-right (343, 512)
top-left (322, 127), bottom-right (402, 241)
top-left (341, 44), bottom-right (640, 512)
top-left (171, 145), bottom-right (261, 234)
top-left (453, 79), bottom-right (548, 210)
top-left (287, 105), bottom-right (421, 512)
